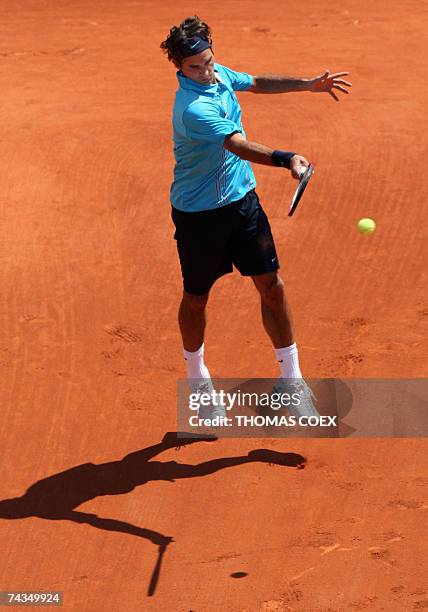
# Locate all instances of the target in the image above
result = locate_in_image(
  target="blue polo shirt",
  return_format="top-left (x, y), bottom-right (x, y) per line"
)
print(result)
top-left (170, 63), bottom-right (256, 212)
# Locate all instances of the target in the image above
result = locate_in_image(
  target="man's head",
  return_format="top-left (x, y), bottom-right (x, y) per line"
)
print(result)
top-left (160, 16), bottom-right (216, 85)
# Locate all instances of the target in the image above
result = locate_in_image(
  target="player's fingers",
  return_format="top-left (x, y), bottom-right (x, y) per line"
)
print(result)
top-left (333, 79), bottom-right (352, 87)
top-left (332, 84), bottom-right (350, 94)
top-left (328, 90), bottom-right (339, 102)
top-left (330, 71), bottom-right (349, 78)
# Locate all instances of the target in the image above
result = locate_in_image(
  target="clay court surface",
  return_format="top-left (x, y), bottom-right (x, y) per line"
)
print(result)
top-left (1, 1), bottom-right (427, 610)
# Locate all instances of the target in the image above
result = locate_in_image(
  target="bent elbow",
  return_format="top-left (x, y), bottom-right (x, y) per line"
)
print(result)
top-left (223, 131), bottom-right (244, 155)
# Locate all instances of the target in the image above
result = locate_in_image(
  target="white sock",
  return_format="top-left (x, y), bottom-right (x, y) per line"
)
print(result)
top-left (183, 343), bottom-right (211, 380)
top-left (275, 343), bottom-right (302, 378)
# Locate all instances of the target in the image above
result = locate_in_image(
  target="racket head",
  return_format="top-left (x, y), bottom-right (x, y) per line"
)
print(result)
top-left (288, 163), bottom-right (315, 217)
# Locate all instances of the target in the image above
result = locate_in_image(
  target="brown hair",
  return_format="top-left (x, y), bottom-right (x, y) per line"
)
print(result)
top-left (160, 16), bottom-right (212, 65)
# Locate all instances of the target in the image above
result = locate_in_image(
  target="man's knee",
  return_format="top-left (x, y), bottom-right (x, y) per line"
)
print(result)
top-left (258, 275), bottom-right (285, 306)
top-left (181, 291), bottom-right (209, 313)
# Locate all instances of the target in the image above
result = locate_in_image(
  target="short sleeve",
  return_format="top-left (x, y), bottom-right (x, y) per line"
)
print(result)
top-left (216, 64), bottom-right (254, 91)
top-left (182, 102), bottom-right (242, 143)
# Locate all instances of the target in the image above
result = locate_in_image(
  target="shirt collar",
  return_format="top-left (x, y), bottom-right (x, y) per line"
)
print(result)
top-left (176, 67), bottom-right (221, 94)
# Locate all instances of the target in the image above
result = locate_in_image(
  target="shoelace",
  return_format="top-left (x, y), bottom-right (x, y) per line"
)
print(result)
top-left (191, 381), bottom-right (212, 394)
top-left (291, 382), bottom-right (317, 403)
top-left (274, 381), bottom-right (318, 408)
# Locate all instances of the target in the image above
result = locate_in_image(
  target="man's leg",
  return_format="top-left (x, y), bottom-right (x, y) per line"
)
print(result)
top-left (178, 290), bottom-right (211, 380)
top-left (178, 290), bottom-right (209, 352)
top-left (251, 270), bottom-right (319, 417)
top-left (252, 271), bottom-right (294, 348)
top-left (178, 289), bottom-right (226, 417)
top-left (251, 271), bottom-right (302, 378)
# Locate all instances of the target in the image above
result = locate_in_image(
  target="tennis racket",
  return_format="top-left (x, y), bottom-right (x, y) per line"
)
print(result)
top-left (288, 162), bottom-right (315, 217)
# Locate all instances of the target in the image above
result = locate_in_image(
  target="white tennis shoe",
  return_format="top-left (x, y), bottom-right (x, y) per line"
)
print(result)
top-left (272, 378), bottom-right (320, 418)
top-left (189, 379), bottom-right (226, 421)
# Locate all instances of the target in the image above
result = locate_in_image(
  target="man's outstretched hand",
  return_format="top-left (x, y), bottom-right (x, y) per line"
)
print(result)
top-left (308, 70), bottom-right (352, 101)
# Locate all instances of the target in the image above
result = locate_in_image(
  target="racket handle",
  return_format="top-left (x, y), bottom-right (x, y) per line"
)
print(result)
top-left (297, 165), bottom-right (308, 178)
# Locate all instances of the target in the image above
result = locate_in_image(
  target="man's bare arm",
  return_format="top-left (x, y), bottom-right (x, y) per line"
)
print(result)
top-left (248, 70), bottom-right (352, 101)
top-left (223, 132), bottom-right (307, 179)
top-left (248, 75), bottom-right (310, 94)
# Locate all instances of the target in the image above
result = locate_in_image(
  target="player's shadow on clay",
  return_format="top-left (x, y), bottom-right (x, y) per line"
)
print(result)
top-left (0, 432), bottom-right (305, 596)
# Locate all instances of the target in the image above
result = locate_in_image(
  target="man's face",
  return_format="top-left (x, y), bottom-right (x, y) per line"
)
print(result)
top-left (178, 48), bottom-right (215, 85)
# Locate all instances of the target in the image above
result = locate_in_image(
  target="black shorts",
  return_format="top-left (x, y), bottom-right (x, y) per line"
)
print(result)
top-left (171, 189), bottom-right (280, 295)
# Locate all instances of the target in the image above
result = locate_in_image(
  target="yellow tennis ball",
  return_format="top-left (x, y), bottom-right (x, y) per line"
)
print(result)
top-left (357, 218), bottom-right (376, 234)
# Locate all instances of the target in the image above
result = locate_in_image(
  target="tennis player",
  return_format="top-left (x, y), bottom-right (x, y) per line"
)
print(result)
top-left (160, 16), bottom-right (351, 419)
